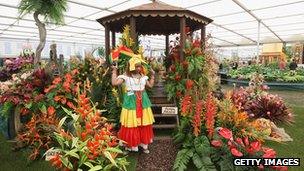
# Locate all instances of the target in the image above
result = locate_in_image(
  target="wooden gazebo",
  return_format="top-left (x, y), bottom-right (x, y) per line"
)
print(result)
top-left (97, 0), bottom-right (212, 60)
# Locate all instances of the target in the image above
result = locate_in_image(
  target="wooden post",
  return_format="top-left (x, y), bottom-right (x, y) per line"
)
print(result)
top-left (111, 31), bottom-right (116, 49)
top-left (179, 17), bottom-right (186, 61)
top-left (130, 17), bottom-right (137, 42)
top-left (165, 34), bottom-right (169, 56)
top-left (105, 23), bottom-right (110, 57)
top-left (201, 24), bottom-right (206, 51)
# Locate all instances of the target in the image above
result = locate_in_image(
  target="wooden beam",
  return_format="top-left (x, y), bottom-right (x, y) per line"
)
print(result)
top-left (105, 24), bottom-right (110, 57)
top-left (201, 24), bottom-right (206, 51)
top-left (180, 17), bottom-right (186, 61)
top-left (130, 17), bottom-right (137, 43)
top-left (111, 31), bottom-right (116, 49)
top-left (165, 34), bottom-right (169, 56)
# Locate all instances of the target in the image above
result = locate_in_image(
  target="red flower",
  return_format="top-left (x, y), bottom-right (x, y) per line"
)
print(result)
top-left (230, 148), bottom-right (243, 157)
top-left (50, 154), bottom-right (62, 168)
top-left (52, 77), bottom-right (62, 85)
top-left (48, 106), bottom-right (56, 115)
top-left (185, 79), bottom-right (194, 90)
top-left (170, 65), bottom-right (176, 72)
top-left (211, 140), bottom-right (222, 148)
top-left (192, 100), bottom-right (203, 136)
top-left (243, 137), bottom-right (249, 146)
top-left (250, 141), bottom-right (261, 152)
top-left (262, 147), bottom-right (276, 158)
top-left (182, 61), bottom-right (188, 69)
top-left (61, 97), bottom-right (67, 105)
top-left (67, 101), bottom-right (75, 109)
top-left (218, 128), bottom-right (233, 140)
top-left (181, 94), bottom-right (192, 116)
top-left (54, 96), bottom-right (61, 102)
top-left (205, 93), bottom-right (216, 138)
top-left (235, 138), bottom-right (245, 147)
top-left (175, 74), bottom-right (181, 81)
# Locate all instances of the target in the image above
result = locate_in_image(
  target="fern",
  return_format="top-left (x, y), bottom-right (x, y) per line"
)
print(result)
top-left (173, 148), bottom-right (194, 171)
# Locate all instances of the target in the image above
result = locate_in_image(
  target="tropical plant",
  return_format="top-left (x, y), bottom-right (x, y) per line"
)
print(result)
top-left (47, 92), bottom-right (128, 170)
top-left (210, 127), bottom-right (287, 171)
top-left (18, 0), bottom-right (68, 65)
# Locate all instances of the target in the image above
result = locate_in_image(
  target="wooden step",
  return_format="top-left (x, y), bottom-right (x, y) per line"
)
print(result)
top-left (154, 114), bottom-right (177, 118)
top-left (151, 103), bottom-right (176, 107)
top-left (154, 136), bottom-right (172, 140)
top-left (153, 124), bottom-right (177, 129)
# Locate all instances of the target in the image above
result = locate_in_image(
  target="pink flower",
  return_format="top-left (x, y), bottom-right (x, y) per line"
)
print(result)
top-left (262, 147), bottom-right (276, 158)
top-left (230, 148), bottom-right (243, 157)
top-left (211, 140), bottom-right (222, 148)
top-left (218, 128), bottom-right (233, 140)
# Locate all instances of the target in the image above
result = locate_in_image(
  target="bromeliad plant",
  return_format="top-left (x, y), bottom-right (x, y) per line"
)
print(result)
top-left (47, 92), bottom-right (128, 171)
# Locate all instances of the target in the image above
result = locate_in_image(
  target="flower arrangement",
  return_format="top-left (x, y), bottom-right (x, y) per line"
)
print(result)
top-left (47, 92), bottom-right (128, 170)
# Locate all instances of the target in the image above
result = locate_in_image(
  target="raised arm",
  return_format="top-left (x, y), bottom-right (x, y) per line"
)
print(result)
top-left (146, 70), bottom-right (155, 88)
top-left (111, 66), bottom-right (124, 86)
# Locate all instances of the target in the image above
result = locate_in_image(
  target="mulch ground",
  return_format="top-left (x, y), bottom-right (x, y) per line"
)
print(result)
top-left (135, 138), bottom-right (178, 171)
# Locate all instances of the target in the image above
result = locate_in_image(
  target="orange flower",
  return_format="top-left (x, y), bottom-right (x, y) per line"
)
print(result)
top-left (54, 96), bottom-right (61, 102)
top-left (50, 154), bottom-right (62, 168)
top-left (48, 106), bottom-right (56, 115)
top-left (181, 94), bottom-right (192, 116)
top-left (52, 77), bottom-right (62, 85)
top-left (192, 100), bottom-right (203, 137)
top-left (205, 93), bottom-right (217, 138)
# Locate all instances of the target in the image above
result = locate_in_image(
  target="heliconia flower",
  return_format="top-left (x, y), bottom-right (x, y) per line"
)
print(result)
top-left (230, 148), bottom-right (243, 157)
top-left (211, 140), bottom-right (222, 148)
top-left (218, 127), bottom-right (233, 140)
top-left (205, 93), bottom-right (216, 138)
top-left (48, 106), bottom-right (56, 115)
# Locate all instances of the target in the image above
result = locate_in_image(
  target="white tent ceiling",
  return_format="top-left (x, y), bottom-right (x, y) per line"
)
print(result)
top-left (0, 0), bottom-right (304, 49)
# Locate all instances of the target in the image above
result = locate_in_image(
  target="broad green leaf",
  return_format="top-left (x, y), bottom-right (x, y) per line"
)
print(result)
top-left (24, 102), bottom-right (32, 109)
top-left (192, 152), bottom-right (203, 169)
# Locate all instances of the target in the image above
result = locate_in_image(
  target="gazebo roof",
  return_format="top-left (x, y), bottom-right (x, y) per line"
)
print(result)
top-left (97, 1), bottom-right (213, 35)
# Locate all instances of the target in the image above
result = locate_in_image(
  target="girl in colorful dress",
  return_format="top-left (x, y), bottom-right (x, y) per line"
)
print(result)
top-left (111, 57), bottom-right (155, 153)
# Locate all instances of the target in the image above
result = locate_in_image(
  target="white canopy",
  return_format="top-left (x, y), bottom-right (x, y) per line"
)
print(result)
top-left (0, 0), bottom-right (303, 49)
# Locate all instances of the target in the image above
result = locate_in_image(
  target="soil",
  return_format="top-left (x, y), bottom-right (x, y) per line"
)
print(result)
top-left (136, 138), bottom-right (178, 171)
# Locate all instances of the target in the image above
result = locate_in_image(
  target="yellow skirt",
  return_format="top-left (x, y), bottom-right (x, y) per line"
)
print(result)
top-left (120, 107), bottom-right (155, 128)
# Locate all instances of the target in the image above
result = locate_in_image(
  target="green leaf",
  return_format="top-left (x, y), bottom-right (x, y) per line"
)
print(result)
top-left (71, 114), bottom-right (79, 122)
top-left (84, 162), bottom-right (94, 169)
top-left (173, 148), bottom-right (194, 171)
top-left (104, 151), bottom-right (118, 167)
top-left (106, 147), bottom-right (123, 154)
top-left (89, 165), bottom-right (102, 171)
top-left (58, 116), bottom-right (67, 128)
top-left (40, 105), bottom-right (47, 114)
top-left (72, 137), bottom-right (79, 148)
top-left (192, 152), bottom-right (203, 169)
top-left (62, 106), bottom-right (73, 116)
top-left (24, 102), bottom-right (32, 109)
top-left (65, 150), bottom-right (79, 159)
top-left (79, 152), bottom-right (88, 167)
